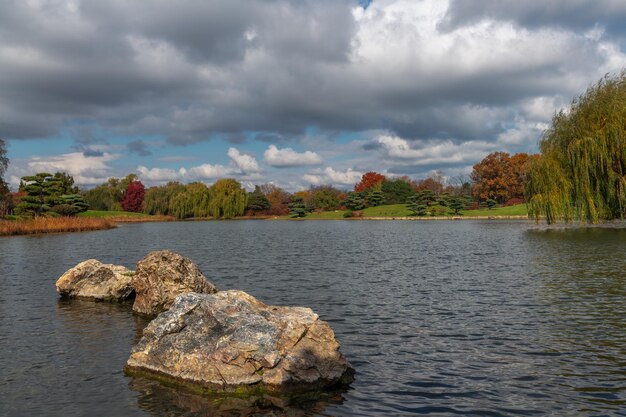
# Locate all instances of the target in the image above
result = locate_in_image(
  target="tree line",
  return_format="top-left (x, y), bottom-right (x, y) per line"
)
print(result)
top-left (0, 149), bottom-right (539, 219)
top-left (2, 71), bottom-right (625, 223)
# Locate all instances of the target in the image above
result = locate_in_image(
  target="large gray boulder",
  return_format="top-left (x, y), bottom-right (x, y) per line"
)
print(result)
top-left (56, 259), bottom-right (134, 301)
top-left (125, 291), bottom-right (354, 394)
top-left (132, 250), bottom-right (218, 317)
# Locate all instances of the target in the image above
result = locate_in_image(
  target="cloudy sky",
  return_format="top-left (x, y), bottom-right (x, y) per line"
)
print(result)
top-left (2, 0), bottom-right (625, 190)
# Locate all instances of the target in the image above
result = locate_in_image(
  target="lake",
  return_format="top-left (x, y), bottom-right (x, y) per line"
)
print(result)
top-left (1, 220), bottom-right (625, 416)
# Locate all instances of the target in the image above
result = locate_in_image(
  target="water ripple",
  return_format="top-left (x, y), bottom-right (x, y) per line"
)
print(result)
top-left (1, 221), bottom-right (626, 416)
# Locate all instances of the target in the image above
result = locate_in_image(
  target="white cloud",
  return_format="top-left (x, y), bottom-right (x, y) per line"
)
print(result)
top-left (378, 134), bottom-right (494, 166)
top-left (136, 147), bottom-right (263, 184)
top-left (353, 0), bottom-right (615, 86)
top-left (228, 147), bottom-right (260, 173)
top-left (377, 135), bottom-right (424, 159)
top-left (186, 163), bottom-right (236, 180)
top-left (137, 166), bottom-right (186, 182)
top-left (303, 167), bottom-right (362, 187)
top-left (520, 96), bottom-right (564, 121)
top-left (495, 120), bottom-right (550, 146)
top-left (23, 152), bottom-right (120, 185)
top-left (264, 144), bottom-right (323, 167)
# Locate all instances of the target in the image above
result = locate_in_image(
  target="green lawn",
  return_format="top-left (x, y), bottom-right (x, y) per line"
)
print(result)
top-left (361, 204), bottom-right (413, 217)
top-left (305, 211), bottom-right (348, 219)
top-left (78, 210), bottom-right (152, 218)
top-left (277, 203), bottom-right (529, 219)
top-left (361, 203), bottom-right (528, 217)
top-left (461, 204), bottom-right (528, 217)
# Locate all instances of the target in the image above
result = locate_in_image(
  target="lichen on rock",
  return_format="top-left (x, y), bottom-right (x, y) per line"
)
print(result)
top-left (131, 250), bottom-right (218, 317)
top-left (125, 291), bottom-right (354, 394)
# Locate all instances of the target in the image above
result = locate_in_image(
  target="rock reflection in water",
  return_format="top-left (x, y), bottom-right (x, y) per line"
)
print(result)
top-left (129, 375), bottom-right (348, 417)
top-left (56, 298), bottom-right (150, 344)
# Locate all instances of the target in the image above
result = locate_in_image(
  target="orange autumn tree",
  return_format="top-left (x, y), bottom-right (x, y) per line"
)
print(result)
top-left (259, 184), bottom-right (291, 215)
top-left (470, 152), bottom-right (537, 203)
top-left (508, 153), bottom-right (540, 200)
top-left (354, 172), bottom-right (386, 193)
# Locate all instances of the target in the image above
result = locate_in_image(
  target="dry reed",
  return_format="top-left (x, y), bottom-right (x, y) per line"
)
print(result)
top-left (0, 217), bottom-right (116, 236)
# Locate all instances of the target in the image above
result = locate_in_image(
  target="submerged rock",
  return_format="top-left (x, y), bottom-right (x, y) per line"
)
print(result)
top-left (132, 250), bottom-right (218, 317)
top-left (56, 259), bottom-right (135, 301)
top-left (129, 373), bottom-right (348, 417)
top-left (125, 291), bottom-right (354, 394)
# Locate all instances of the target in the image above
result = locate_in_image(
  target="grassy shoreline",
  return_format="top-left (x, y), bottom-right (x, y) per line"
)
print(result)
top-left (0, 217), bottom-right (116, 236)
top-left (274, 204), bottom-right (529, 220)
top-left (78, 210), bottom-right (175, 222)
top-left (0, 205), bottom-right (530, 236)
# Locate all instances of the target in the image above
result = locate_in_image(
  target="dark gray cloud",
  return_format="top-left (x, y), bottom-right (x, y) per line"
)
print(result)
top-left (441, 0), bottom-right (626, 36)
top-left (255, 132), bottom-right (285, 143)
top-left (0, 0), bottom-right (358, 142)
top-left (362, 141), bottom-right (382, 151)
top-left (127, 140), bottom-right (153, 156)
top-left (0, 0), bottom-right (624, 172)
top-left (82, 149), bottom-right (105, 157)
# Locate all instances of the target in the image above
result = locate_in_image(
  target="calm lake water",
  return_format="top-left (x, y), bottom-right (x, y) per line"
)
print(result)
top-left (1, 220), bottom-right (626, 416)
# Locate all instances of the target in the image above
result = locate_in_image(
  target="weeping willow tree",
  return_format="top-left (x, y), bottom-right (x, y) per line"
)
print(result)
top-left (208, 178), bottom-right (247, 219)
top-left (526, 71), bottom-right (626, 224)
top-left (168, 182), bottom-right (211, 219)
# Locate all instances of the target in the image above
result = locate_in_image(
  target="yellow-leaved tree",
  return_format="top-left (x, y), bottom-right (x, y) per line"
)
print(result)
top-left (526, 71), bottom-right (626, 223)
top-left (208, 178), bottom-right (247, 219)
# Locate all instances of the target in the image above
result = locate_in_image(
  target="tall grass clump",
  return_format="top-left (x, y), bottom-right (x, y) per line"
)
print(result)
top-left (526, 71), bottom-right (626, 224)
top-left (0, 217), bottom-right (115, 236)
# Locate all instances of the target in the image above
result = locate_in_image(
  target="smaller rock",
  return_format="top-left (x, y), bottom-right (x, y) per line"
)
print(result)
top-left (132, 250), bottom-right (218, 316)
top-left (56, 259), bottom-right (135, 301)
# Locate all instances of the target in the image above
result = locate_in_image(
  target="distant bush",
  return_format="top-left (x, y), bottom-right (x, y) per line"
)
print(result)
top-left (465, 201), bottom-right (480, 210)
top-left (503, 198), bottom-right (524, 207)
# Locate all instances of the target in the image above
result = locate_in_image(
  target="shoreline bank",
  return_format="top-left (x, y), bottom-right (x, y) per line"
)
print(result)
top-left (0, 217), bottom-right (116, 237)
top-left (356, 215), bottom-right (530, 221)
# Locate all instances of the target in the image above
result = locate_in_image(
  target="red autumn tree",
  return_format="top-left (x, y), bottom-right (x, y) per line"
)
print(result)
top-left (354, 172), bottom-right (387, 192)
top-left (121, 180), bottom-right (145, 212)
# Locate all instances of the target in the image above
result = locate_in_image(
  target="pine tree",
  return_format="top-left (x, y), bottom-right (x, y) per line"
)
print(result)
top-left (484, 199), bottom-right (497, 210)
top-left (447, 196), bottom-right (470, 215)
top-left (344, 192), bottom-right (366, 210)
top-left (367, 189), bottom-right (385, 207)
top-left (15, 173), bottom-right (63, 216)
top-left (246, 186), bottom-right (271, 212)
top-left (407, 195), bottom-right (428, 216)
top-left (288, 196), bottom-right (307, 218)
